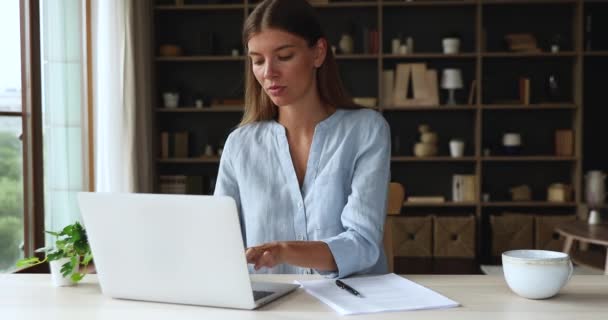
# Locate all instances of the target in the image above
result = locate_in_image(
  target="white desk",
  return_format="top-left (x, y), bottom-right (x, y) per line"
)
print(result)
top-left (1, 274), bottom-right (607, 319)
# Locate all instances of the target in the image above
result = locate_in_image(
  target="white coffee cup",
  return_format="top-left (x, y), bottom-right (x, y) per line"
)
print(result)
top-left (449, 139), bottom-right (465, 157)
top-left (502, 250), bottom-right (573, 299)
top-left (442, 38), bottom-right (460, 54)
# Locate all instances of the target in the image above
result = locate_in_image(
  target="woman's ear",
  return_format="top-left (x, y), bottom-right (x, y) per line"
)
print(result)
top-left (313, 38), bottom-right (327, 68)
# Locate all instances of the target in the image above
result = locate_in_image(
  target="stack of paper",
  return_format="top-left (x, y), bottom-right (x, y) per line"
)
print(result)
top-left (297, 273), bottom-right (459, 315)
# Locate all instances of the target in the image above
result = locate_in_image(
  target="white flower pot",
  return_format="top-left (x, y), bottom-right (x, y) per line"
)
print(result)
top-left (49, 257), bottom-right (78, 287)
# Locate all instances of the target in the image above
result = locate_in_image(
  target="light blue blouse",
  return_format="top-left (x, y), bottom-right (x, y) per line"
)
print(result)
top-left (214, 108), bottom-right (391, 278)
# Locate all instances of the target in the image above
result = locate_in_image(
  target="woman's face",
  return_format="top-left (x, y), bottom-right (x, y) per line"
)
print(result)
top-left (247, 28), bottom-right (326, 107)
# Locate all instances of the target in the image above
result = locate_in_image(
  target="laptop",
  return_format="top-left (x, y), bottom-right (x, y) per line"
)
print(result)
top-left (77, 192), bottom-right (299, 309)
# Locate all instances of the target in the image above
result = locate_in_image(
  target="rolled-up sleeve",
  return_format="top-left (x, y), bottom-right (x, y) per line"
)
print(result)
top-left (320, 117), bottom-right (391, 278)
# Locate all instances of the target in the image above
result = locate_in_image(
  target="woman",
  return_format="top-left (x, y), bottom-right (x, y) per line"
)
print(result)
top-left (214, 0), bottom-right (390, 278)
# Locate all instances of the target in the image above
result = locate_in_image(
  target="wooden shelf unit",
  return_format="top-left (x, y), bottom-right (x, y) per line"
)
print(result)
top-left (151, 0), bottom-right (608, 271)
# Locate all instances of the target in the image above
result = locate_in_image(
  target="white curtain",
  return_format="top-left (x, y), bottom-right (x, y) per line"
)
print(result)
top-left (91, 0), bottom-right (153, 193)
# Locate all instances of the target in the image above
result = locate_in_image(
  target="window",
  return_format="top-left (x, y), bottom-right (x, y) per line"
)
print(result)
top-left (0, 0), bottom-right (25, 272)
top-left (0, 0), bottom-right (90, 273)
top-left (40, 0), bottom-right (89, 243)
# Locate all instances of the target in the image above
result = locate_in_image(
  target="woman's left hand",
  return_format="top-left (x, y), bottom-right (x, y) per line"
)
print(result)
top-left (245, 242), bottom-right (285, 270)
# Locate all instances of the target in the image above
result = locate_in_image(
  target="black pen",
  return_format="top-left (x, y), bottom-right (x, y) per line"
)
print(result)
top-left (335, 279), bottom-right (363, 298)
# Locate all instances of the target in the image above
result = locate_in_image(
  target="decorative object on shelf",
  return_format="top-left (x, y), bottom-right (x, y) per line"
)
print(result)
top-left (554, 129), bottom-right (573, 156)
top-left (504, 33), bottom-right (540, 52)
top-left (353, 97), bottom-right (377, 108)
top-left (413, 124), bottom-right (438, 157)
top-left (441, 68), bottom-right (463, 105)
top-left (338, 33), bottom-right (354, 54)
top-left (331, 45), bottom-right (336, 55)
top-left (482, 193), bottom-right (490, 202)
top-left (231, 49), bottom-right (239, 57)
top-left (502, 132), bottom-right (522, 155)
top-left (452, 174), bottom-right (476, 202)
top-left (406, 36), bottom-right (414, 54)
top-left (393, 63), bottom-right (439, 107)
top-left (159, 44), bottom-right (182, 57)
top-left (483, 148), bottom-right (491, 157)
top-left (449, 139), bottom-right (465, 158)
top-left (162, 92), bottom-right (179, 108)
top-left (585, 170), bottom-right (605, 225)
top-left (391, 37), bottom-right (401, 54)
top-left (399, 44), bottom-right (408, 55)
top-left (442, 37), bottom-right (460, 54)
top-left (510, 185), bottom-right (532, 201)
top-left (203, 144), bottom-right (215, 157)
top-left (16, 222), bottom-right (92, 286)
top-left (195, 99), bottom-right (204, 108)
top-left (550, 34), bottom-right (561, 53)
top-left (547, 183), bottom-right (572, 203)
top-left (546, 73), bottom-right (563, 102)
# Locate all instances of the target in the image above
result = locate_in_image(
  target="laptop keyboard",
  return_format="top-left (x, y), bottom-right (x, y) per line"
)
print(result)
top-left (253, 290), bottom-right (274, 301)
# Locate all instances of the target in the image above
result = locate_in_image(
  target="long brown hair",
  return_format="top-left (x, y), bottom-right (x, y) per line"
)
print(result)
top-left (240, 0), bottom-right (357, 127)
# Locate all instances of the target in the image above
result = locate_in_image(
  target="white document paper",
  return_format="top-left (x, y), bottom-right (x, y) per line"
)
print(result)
top-left (297, 273), bottom-right (459, 315)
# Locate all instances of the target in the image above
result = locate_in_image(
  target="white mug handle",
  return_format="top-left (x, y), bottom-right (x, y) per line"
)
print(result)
top-left (567, 259), bottom-right (574, 281)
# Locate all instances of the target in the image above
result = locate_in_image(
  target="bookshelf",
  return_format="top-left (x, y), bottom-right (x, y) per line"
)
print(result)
top-left (152, 0), bottom-right (608, 273)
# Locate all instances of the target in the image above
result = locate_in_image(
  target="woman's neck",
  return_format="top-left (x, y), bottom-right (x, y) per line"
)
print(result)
top-left (277, 93), bottom-right (334, 137)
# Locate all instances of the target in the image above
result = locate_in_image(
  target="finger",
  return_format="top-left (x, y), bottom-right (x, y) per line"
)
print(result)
top-left (245, 248), bottom-right (261, 264)
top-left (259, 250), bottom-right (276, 269)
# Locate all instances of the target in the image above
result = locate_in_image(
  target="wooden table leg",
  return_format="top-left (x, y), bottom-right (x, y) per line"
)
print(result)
top-left (563, 236), bottom-right (574, 255)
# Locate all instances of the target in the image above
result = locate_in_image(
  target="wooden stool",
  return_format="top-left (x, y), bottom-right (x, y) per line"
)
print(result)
top-left (555, 221), bottom-right (608, 275)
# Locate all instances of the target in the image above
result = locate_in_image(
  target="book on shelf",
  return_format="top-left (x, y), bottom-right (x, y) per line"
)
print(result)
top-left (382, 70), bottom-right (395, 106)
top-left (159, 175), bottom-right (210, 195)
top-left (452, 174), bottom-right (477, 202)
top-left (392, 63), bottom-right (439, 107)
top-left (467, 79), bottom-right (477, 105)
top-left (555, 129), bottom-right (574, 156)
top-left (159, 131), bottom-right (190, 158)
top-left (405, 196), bottom-right (446, 204)
top-left (519, 77), bottom-right (530, 105)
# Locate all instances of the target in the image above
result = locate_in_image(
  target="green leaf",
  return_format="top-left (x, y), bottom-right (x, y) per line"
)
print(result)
top-left (45, 231), bottom-right (60, 237)
top-left (16, 257), bottom-right (41, 267)
top-left (60, 260), bottom-right (74, 278)
top-left (71, 273), bottom-right (84, 282)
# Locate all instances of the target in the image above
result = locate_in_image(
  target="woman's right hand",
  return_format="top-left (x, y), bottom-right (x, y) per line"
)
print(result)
top-left (245, 242), bottom-right (285, 270)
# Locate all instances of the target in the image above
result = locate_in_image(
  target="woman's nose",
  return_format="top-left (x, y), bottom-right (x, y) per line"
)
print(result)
top-left (263, 61), bottom-right (278, 79)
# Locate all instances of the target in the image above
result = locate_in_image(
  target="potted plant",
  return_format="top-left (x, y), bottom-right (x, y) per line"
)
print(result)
top-left (17, 221), bottom-right (93, 286)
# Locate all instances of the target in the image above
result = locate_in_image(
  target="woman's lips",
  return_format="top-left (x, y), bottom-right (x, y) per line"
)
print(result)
top-left (267, 86), bottom-right (285, 96)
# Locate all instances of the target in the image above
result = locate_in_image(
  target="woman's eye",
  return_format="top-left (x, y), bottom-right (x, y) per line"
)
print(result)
top-left (278, 54), bottom-right (293, 61)
top-left (253, 60), bottom-right (264, 66)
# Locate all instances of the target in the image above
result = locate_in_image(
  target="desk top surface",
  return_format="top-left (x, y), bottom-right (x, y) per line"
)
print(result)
top-left (2, 274), bottom-right (607, 320)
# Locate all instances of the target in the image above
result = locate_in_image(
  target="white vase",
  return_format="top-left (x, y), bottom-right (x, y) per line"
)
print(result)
top-left (338, 34), bottom-right (354, 54)
top-left (49, 257), bottom-right (78, 287)
top-left (449, 139), bottom-right (465, 157)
